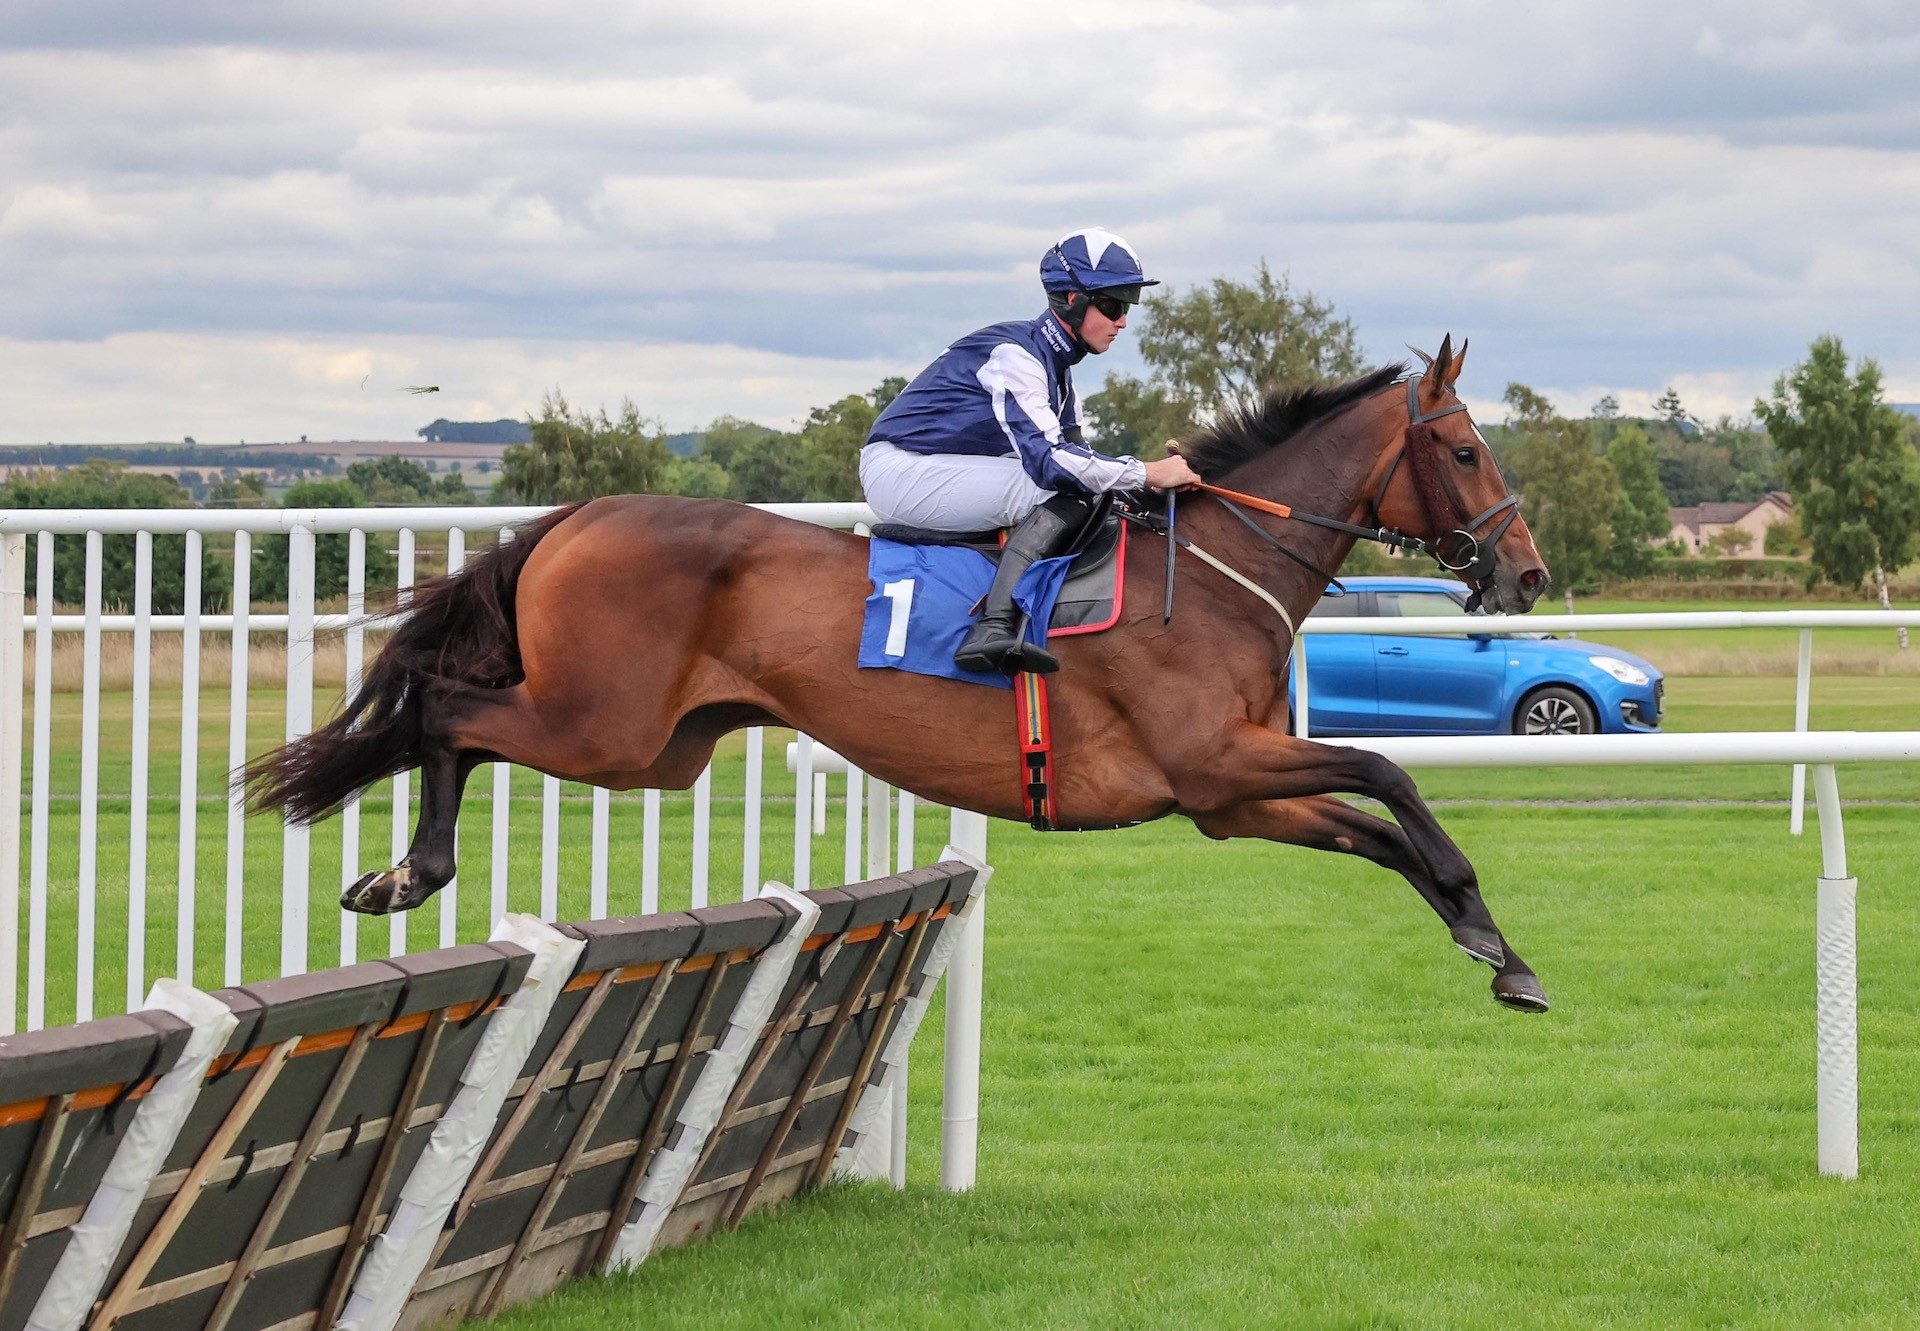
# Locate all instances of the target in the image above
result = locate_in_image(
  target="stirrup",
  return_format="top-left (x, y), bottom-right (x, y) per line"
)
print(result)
top-left (954, 622), bottom-right (1059, 675)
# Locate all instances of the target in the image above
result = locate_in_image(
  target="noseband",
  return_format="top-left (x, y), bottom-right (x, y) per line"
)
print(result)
top-left (1374, 376), bottom-right (1520, 606)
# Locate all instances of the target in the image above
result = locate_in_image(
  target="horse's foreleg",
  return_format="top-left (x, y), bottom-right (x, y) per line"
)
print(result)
top-left (1183, 723), bottom-right (1510, 969)
top-left (1190, 795), bottom-right (1547, 1012)
top-left (342, 731), bottom-right (482, 916)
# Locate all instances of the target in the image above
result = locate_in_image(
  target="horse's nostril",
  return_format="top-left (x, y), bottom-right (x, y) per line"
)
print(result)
top-left (1519, 568), bottom-right (1546, 591)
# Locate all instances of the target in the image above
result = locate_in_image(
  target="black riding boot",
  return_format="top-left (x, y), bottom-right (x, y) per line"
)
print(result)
top-left (953, 495), bottom-right (1090, 675)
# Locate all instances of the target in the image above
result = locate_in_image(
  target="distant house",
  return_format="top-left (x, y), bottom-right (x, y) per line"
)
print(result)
top-left (1665, 491), bottom-right (1794, 555)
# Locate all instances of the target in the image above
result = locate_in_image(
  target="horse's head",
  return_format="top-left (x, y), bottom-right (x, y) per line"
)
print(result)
top-left (1372, 336), bottom-right (1549, 614)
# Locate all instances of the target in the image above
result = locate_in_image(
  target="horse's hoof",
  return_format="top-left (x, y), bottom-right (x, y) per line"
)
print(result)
top-left (342, 864), bottom-right (412, 915)
top-left (1492, 972), bottom-right (1550, 1013)
top-left (1451, 926), bottom-right (1505, 968)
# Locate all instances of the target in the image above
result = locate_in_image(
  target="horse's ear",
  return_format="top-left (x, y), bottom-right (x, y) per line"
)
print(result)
top-left (1427, 333), bottom-right (1455, 388)
top-left (1448, 336), bottom-right (1468, 387)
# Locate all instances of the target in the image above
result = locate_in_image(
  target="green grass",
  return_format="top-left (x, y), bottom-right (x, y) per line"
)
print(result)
top-left (488, 808), bottom-right (1920, 1329)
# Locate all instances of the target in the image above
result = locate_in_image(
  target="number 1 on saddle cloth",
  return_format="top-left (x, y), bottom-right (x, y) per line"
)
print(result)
top-left (857, 538), bottom-right (1078, 690)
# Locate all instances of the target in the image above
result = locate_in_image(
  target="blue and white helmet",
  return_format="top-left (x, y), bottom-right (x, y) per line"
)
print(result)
top-left (1040, 227), bottom-right (1159, 303)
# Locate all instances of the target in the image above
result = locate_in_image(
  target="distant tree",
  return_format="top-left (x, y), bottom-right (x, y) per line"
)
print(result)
top-left (254, 478), bottom-right (398, 602)
top-left (1591, 394), bottom-right (1620, 420)
top-left (793, 380), bottom-right (903, 501)
top-left (0, 461), bottom-right (230, 612)
top-left (1084, 262), bottom-right (1362, 456)
top-left (207, 472), bottom-right (271, 507)
top-left (1599, 423), bottom-right (1670, 577)
top-left (1704, 527), bottom-right (1753, 558)
top-left (1755, 335), bottom-right (1920, 643)
top-left (663, 456), bottom-right (733, 498)
top-left (1653, 386), bottom-right (1693, 427)
top-left (1764, 517), bottom-right (1806, 556)
top-left (695, 415), bottom-right (800, 503)
top-left (343, 456), bottom-right (474, 505)
top-left (495, 392), bottom-right (671, 503)
top-left (416, 418), bottom-right (531, 444)
top-left (1503, 384), bottom-right (1618, 610)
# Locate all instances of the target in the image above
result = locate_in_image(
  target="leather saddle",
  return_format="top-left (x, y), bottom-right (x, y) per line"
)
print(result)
top-left (869, 496), bottom-right (1128, 633)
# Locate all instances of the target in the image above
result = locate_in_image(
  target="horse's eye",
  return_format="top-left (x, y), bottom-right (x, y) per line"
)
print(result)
top-left (1452, 447), bottom-right (1478, 467)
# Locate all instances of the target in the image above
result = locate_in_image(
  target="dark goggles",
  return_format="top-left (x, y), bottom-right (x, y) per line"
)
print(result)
top-left (1086, 288), bottom-right (1139, 320)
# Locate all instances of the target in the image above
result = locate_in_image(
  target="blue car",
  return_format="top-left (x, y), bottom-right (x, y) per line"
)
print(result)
top-left (1289, 576), bottom-right (1664, 736)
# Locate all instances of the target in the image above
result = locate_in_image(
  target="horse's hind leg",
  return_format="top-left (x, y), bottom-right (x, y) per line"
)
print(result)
top-left (342, 732), bottom-right (483, 915)
top-left (1190, 794), bottom-right (1548, 1013)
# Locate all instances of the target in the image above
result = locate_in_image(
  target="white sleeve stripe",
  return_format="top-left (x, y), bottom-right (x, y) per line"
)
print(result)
top-left (976, 343), bottom-right (1145, 492)
top-left (976, 343), bottom-right (1062, 448)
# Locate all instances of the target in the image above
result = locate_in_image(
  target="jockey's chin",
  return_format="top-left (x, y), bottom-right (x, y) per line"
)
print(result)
top-left (1078, 305), bottom-right (1126, 354)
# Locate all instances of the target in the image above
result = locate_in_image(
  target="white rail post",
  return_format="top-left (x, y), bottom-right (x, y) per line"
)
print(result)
top-left (741, 727), bottom-right (764, 901)
top-left (1296, 638), bottom-right (1311, 739)
top-left (441, 529), bottom-right (464, 947)
top-left (389, 527), bottom-right (414, 959)
top-left (792, 734), bottom-right (814, 893)
top-left (223, 531), bottom-right (252, 987)
top-left (1812, 762), bottom-right (1857, 1178)
top-left (942, 807), bottom-right (989, 1192)
top-left (1789, 628), bottom-right (1813, 834)
top-left (77, 531), bottom-right (102, 1022)
top-left (177, 531), bottom-right (202, 985)
top-left (340, 529), bottom-right (365, 965)
top-left (27, 536), bottom-right (52, 1030)
top-left (281, 521), bottom-right (316, 977)
top-left (127, 532), bottom-right (153, 1012)
top-left (0, 532), bottom-right (24, 1036)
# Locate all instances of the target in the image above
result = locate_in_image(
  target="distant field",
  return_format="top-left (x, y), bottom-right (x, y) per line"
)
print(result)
top-left (1542, 595), bottom-right (1918, 677)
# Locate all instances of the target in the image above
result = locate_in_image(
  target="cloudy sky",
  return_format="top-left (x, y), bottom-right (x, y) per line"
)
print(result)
top-left (3, 1), bottom-right (1916, 443)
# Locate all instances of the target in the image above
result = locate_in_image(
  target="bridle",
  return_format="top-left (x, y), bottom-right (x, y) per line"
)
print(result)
top-left (1192, 374), bottom-right (1522, 609)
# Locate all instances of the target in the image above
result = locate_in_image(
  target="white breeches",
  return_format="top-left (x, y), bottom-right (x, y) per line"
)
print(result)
top-left (859, 441), bottom-right (1053, 532)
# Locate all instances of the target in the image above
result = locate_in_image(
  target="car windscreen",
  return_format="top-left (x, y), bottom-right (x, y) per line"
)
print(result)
top-left (1307, 593), bottom-right (1364, 618)
top-left (1375, 590), bottom-right (1472, 638)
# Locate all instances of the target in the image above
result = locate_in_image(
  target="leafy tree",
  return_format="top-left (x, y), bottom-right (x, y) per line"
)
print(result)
top-left (495, 392), bottom-right (671, 503)
top-left (1085, 262), bottom-right (1362, 456)
top-left (1704, 527), bottom-right (1754, 558)
top-left (1755, 335), bottom-right (1920, 642)
top-left (0, 461), bottom-right (231, 612)
top-left (1653, 386), bottom-right (1693, 428)
top-left (253, 478), bottom-right (400, 603)
top-left (1502, 384), bottom-right (1618, 610)
top-left (1764, 516), bottom-right (1805, 556)
top-left (208, 472), bottom-right (270, 507)
top-left (793, 380), bottom-right (906, 502)
top-left (1591, 394), bottom-right (1620, 420)
top-left (416, 418), bottom-right (530, 444)
top-left (663, 456), bottom-right (732, 498)
top-left (343, 456), bottom-right (472, 506)
top-left (1600, 423), bottom-right (1670, 577)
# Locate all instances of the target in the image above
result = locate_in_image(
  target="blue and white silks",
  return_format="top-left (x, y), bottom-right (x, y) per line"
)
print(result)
top-left (866, 311), bottom-right (1147, 498)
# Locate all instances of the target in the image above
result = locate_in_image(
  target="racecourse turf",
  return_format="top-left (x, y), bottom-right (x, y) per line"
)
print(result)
top-left (10, 674), bottom-right (1920, 1326)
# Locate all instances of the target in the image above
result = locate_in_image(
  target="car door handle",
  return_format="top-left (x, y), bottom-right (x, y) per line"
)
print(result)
top-left (1378, 645), bottom-right (1410, 657)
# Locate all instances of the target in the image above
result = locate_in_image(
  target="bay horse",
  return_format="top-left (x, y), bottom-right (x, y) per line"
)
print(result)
top-left (248, 336), bottom-right (1554, 1010)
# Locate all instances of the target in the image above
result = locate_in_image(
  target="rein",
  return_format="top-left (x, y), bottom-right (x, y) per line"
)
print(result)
top-left (1184, 374), bottom-right (1521, 608)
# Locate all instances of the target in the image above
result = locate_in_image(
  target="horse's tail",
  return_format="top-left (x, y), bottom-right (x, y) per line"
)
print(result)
top-left (244, 502), bottom-right (585, 825)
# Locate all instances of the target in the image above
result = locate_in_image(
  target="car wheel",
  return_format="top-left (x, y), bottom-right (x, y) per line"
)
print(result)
top-left (1515, 686), bottom-right (1597, 736)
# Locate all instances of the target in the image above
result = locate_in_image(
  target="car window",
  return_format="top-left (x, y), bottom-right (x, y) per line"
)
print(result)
top-left (1376, 590), bottom-right (1471, 637)
top-left (1307, 594), bottom-right (1363, 618)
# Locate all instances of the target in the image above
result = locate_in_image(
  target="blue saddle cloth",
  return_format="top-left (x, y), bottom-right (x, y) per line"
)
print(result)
top-left (857, 538), bottom-right (1076, 689)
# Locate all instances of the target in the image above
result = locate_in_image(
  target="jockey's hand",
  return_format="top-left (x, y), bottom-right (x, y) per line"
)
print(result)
top-left (1143, 449), bottom-right (1201, 493)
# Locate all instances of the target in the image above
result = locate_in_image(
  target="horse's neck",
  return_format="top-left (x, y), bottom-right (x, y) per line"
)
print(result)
top-left (1204, 397), bottom-right (1400, 609)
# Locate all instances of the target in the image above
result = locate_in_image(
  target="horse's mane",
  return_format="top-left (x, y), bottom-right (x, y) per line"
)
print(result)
top-left (1179, 363), bottom-right (1410, 480)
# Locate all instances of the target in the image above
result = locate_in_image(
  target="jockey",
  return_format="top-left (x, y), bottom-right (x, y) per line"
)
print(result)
top-left (861, 227), bottom-right (1200, 675)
